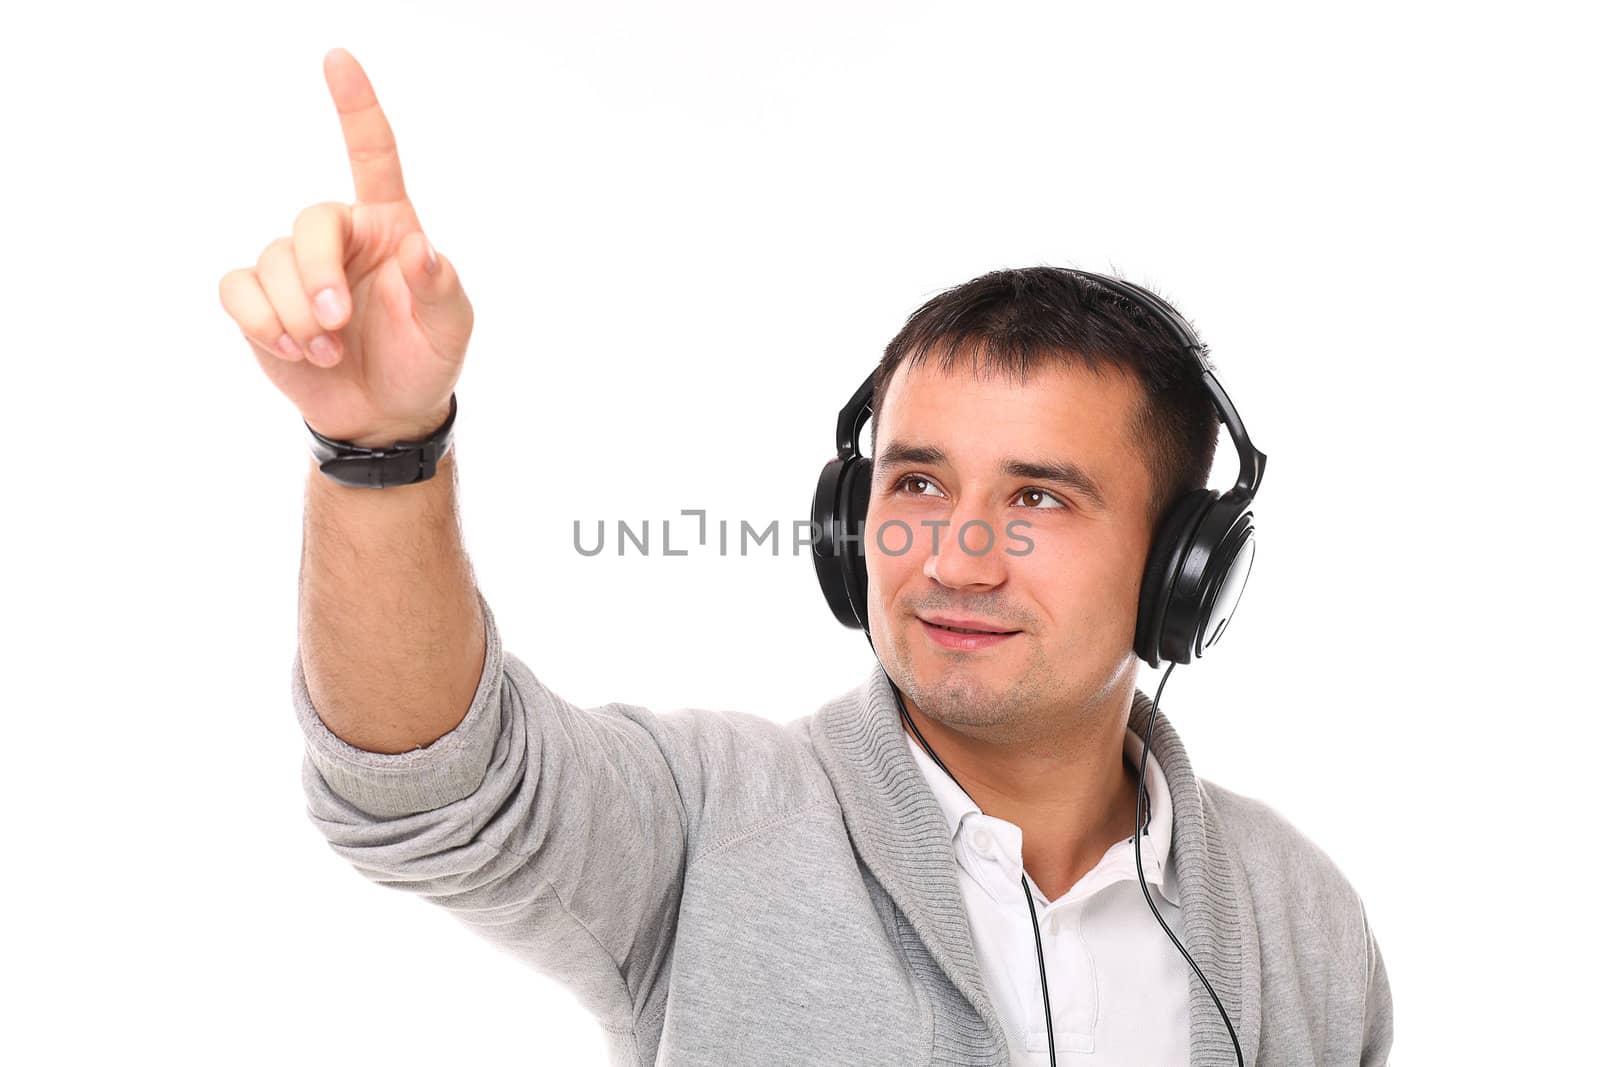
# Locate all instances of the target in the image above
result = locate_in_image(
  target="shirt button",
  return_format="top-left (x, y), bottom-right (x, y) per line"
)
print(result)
top-left (971, 828), bottom-right (995, 855)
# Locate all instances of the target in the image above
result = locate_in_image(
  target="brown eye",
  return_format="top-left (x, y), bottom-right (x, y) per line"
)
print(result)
top-left (1016, 487), bottom-right (1066, 509)
top-left (894, 474), bottom-right (944, 498)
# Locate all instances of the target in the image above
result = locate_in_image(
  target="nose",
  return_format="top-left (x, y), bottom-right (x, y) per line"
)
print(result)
top-left (924, 509), bottom-right (1010, 591)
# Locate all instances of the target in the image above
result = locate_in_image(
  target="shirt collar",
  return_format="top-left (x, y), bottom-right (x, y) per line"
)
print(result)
top-left (808, 665), bottom-right (1257, 1061)
top-left (903, 715), bottom-right (1179, 907)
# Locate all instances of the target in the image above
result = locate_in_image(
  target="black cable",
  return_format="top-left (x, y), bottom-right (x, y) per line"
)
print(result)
top-left (895, 677), bottom-right (1063, 1066)
top-left (1019, 864), bottom-right (1057, 1065)
top-left (883, 651), bottom-right (1244, 1067)
top-left (1136, 661), bottom-right (1244, 1067)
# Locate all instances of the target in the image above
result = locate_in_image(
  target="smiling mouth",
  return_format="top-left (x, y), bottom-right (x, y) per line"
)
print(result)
top-left (922, 621), bottom-right (1020, 635)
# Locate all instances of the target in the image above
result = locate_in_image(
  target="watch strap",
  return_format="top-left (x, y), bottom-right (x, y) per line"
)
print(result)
top-left (305, 393), bottom-right (457, 489)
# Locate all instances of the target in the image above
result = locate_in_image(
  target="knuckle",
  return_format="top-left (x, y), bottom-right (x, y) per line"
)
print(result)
top-left (217, 268), bottom-right (247, 308)
top-left (294, 200), bottom-right (342, 234)
top-left (347, 142), bottom-right (400, 168)
top-left (219, 270), bottom-right (269, 330)
top-left (257, 236), bottom-right (294, 271)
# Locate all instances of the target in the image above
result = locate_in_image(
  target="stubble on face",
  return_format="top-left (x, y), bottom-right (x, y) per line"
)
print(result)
top-left (865, 356), bottom-right (1152, 754)
top-left (882, 624), bottom-right (1127, 751)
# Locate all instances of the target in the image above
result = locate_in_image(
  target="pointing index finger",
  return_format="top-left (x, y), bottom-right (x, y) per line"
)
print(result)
top-left (322, 48), bottom-right (407, 205)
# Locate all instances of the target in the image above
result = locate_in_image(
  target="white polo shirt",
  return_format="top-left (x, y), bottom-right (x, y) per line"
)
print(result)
top-left (905, 722), bottom-right (1190, 1065)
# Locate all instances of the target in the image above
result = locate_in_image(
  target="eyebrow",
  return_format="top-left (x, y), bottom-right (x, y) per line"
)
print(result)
top-left (874, 440), bottom-right (1109, 511)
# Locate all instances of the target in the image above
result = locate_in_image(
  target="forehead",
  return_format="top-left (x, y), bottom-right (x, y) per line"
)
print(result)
top-left (876, 357), bottom-right (1143, 460)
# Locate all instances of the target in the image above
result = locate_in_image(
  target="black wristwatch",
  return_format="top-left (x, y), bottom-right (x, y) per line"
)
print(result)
top-left (305, 393), bottom-right (457, 489)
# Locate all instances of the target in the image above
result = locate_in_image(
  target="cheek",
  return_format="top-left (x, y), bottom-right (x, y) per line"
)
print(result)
top-left (864, 519), bottom-right (921, 596)
top-left (1009, 528), bottom-right (1140, 622)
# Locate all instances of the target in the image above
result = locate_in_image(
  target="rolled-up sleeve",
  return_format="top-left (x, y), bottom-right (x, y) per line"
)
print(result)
top-left (292, 588), bottom-right (506, 819)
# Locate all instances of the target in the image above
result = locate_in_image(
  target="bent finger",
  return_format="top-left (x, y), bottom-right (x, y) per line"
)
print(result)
top-left (219, 267), bottom-right (305, 363)
top-left (292, 200), bottom-right (354, 332)
top-left (257, 238), bottom-right (340, 367)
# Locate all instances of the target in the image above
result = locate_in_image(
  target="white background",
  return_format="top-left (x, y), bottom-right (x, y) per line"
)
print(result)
top-left (4, 1), bottom-right (1594, 1063)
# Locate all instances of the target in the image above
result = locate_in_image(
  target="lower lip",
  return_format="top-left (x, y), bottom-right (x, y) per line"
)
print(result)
top-left (919, 619), bottom-right (1019, 650)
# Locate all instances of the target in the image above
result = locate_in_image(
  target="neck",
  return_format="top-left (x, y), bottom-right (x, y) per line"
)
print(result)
top-left (901, 686), bottom-right (1141, 903)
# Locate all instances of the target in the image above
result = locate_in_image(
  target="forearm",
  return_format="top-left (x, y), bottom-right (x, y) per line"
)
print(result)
top-left (297, 446), bottom-right (486, 754)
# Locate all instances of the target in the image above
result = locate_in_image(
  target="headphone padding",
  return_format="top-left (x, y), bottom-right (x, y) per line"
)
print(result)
top-left (811, 457), bottom-right (858, 628)
top-left (838, 458), bottom-right (874, 633)
top-left (1135, 489), bottom-right (1213, 667)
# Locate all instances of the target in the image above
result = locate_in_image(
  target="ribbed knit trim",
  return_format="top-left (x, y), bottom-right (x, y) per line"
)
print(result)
top-left (291, 587), bottom-right (503, 819)
top-left (1128, 678), bottom-right (1262, 1066)
top-left (813, 664), bottom-right (1262, 1067)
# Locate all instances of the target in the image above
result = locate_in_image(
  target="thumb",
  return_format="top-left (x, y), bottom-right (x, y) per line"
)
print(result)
top-left (399, 230), bottom-right (471, 355)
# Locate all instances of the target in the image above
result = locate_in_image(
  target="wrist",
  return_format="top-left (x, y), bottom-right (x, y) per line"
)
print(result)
top-left (309, 403), bottom-right (454, 449)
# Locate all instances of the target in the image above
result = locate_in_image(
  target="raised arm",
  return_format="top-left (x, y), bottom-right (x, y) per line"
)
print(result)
top-left (219, 46), bottom-right (478, 753)
top-left (218, 50), bottom-right (688, 1059)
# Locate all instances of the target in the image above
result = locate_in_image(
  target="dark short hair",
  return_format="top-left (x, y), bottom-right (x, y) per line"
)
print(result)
top-left (870, 266), bottom-right (1221, 536)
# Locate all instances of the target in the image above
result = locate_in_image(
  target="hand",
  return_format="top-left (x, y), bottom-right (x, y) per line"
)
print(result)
top-left (218, 48), bottom-right (473, 447)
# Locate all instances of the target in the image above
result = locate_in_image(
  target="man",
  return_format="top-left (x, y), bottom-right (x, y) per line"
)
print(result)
top-left (228, 48), bottom-right (1392, 1066)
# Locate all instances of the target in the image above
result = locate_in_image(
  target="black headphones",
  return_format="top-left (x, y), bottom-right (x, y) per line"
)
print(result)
top-left (810, 269), bottom-right (1266, 670)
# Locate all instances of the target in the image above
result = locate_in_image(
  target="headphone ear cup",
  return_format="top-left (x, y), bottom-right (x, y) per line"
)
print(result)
top-left (1165, 493), bottom-right (1258, 664)
top-left (1135, 489), bottom-right (1214, 668)
top-left (811, 456), bottom-right (874, 630)
top-left (839, 457), bottom-right (874, 633)
top-left (811, 456), bottom-right (855, 628)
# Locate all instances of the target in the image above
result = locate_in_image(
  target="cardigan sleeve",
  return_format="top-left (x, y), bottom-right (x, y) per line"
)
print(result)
top-left (1359, 897), bottom-right (1395, 1066)
top-left (290, 587), bottom-right (687, 1045)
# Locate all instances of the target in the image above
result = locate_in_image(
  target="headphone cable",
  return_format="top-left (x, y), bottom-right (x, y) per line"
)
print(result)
top-left (1134, 661), bottom-right (1245, 1067)
top-left (878, 649), bottom-right (1244, 1067)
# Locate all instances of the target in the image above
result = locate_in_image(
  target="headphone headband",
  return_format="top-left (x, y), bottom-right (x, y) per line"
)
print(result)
top-left (1071, 271), bottom-right (1265, 498)
top-left (831, 270), bottom-right (1264, 497)
top-left (834, 370), bottom-right (875, 461)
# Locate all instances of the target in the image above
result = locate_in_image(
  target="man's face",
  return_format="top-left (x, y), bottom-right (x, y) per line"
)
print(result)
top-left (863, 356), bottom-right (1156, 743)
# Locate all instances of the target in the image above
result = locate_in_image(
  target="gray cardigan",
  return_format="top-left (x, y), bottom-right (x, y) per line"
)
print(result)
top-left (293, 590), bottom-right (1393, 1065)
